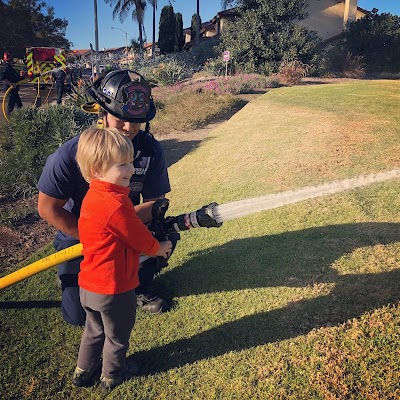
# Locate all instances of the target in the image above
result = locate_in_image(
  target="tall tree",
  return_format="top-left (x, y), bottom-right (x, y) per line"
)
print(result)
top-left (190, 13), bottom-right (202, 41)
top-left (158, 4), bottom-right (175, 54)
top-left (174, 12), bottom-right (184, 52)
top-left (148, 1), bottom-right (174, 59)
top-left (219, 0), bottom-right (321, 74)
top-left (0, 0), bottom-right (70, 58)
top-left (104, 0), bottom-right (146, 54)
top-left (196, 0), bottom-right (200, 45)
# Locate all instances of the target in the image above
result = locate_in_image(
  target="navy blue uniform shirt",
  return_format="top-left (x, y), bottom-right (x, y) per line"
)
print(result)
top-left (38, 130), bottom-right (170, 242)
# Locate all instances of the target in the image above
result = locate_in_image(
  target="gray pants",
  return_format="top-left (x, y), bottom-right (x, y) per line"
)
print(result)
top-left (77, 288), bottom-right (136, 379)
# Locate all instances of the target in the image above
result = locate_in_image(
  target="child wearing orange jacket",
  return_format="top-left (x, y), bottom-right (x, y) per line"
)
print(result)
top-left (72, 127), bottom-right (172, 391)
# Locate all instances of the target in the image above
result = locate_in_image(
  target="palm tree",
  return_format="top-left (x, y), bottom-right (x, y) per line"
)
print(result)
top-left (104, 0), bottom-right (146, 54)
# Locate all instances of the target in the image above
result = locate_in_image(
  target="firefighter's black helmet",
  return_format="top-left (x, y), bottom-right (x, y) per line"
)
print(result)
top-left (54, 61), bottom-right (62, 68)
top-left (85, 69), bottom-right (156, 123)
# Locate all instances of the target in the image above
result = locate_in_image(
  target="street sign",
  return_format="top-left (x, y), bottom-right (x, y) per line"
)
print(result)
top-left (223, 50), bottom-right (230, 61)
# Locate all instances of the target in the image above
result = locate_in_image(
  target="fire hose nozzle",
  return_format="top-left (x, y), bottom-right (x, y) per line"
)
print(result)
top-left (165, 202), bottom-right (222, 233)
top-left (196, 202), bottom-right (222, 228)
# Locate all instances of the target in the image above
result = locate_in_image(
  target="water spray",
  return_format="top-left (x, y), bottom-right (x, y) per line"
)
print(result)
top-left (156, 169), bottom-right (400, 233)
top-left (213, 169), bottom-right (400, 224)
top-left (0, 169), bottom-right (399, 289)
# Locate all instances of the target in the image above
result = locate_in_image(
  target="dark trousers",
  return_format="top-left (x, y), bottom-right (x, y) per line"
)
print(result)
top-left (54, 232), bottom-right (180, 327)
top-left (136, 231), bottom-right (180, 293)
top-left (54, 237), bottom-right (85, 326)
top-left (6, 88), bottom-right (23, 114)
top-left (55, 83), bottom-right (63, 104)
top-left (77, 288), bottom-right (136, 379)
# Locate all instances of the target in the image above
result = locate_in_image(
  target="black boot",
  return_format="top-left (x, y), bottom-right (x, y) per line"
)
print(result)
top-left (136, 290), bottom-right (169, 314)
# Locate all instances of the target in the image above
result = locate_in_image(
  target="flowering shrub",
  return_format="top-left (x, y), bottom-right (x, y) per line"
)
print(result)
top-left (152, 74), bottom-right (278, 101)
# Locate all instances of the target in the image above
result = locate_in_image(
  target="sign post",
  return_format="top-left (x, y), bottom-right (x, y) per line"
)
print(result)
top-left (223, 50), bottom-right (230, 79)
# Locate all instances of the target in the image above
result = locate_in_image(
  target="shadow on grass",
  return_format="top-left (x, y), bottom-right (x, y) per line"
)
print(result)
top-left (160, 139), bottom-right (206, 168)
top-left (157, 97), bottom-right (249, 167)
top-left (134, 222), bottom-right (400, 375)
top-left (0, 300), bottom-right (61, 309)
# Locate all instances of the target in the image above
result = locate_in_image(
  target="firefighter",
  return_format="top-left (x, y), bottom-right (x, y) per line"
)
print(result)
top-left (0, 52), bottom-right (23, 114)
top-left (51, 61), bottom-right (67, 104)
top-left (37, 69), bottom-right (179, 327)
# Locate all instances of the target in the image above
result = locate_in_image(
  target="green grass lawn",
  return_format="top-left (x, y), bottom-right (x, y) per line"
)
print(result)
top-left (1, 80), bottom-right (399, 399)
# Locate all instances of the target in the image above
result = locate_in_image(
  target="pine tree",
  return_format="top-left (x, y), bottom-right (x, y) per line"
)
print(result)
top-left (190, 13), bottom-right (202, 41)
top-left (174, 12), bottom-right (184, 52)
top-left (158, 4), bottom-right (176, 54)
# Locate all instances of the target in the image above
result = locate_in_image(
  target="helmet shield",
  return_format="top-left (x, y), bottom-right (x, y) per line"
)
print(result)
top-left (4, 52), bottom-right (12, 61)
top-left (86, 70), bottom-right (156, 123)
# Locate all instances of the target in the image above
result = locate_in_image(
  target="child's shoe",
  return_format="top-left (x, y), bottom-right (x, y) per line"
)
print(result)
top-left (100, 360), bottom-right (140, 391)
top-left (72, 366), bottom-right (99, 387)
top-left (100, 374), bottom-right (124, 391)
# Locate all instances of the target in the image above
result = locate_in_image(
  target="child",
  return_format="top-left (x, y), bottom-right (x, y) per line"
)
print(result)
top-left (72, 127), bottom-right (172, 390)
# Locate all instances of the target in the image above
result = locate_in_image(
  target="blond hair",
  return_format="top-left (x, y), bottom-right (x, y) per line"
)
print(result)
top-left (76, 128), bottom-right (134, 183)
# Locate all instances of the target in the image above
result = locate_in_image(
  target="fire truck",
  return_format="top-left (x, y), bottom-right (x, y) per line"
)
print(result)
top-left (25, 47), bottom-right (71, 90)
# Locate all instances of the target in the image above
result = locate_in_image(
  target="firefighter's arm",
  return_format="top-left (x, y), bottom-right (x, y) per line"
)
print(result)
top-left (137, 194), bottom-right (166, 224)
top-left (134, 200), bottom-right (157, 224)
top-left (3, 79), bottom-right (15, 88)
top-left (37, 191), bottom-right (80, 240)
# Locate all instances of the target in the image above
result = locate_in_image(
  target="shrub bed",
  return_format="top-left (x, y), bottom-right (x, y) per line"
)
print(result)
top-left (0, 104), bottom-right (95, 198)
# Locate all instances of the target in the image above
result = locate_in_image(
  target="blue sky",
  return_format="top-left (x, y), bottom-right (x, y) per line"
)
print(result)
top-left (43, 0), bottom-right (400, 50)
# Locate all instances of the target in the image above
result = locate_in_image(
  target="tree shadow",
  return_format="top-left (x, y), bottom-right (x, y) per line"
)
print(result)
top-left (161, 139), bottom-right (206, 167)
top-left (158, 97), bottom-right (249, 167)
top-left (132, 222), bottom-right (400, 374)
top-left (0, 300), bottom-right (61, 309)
top-left (163, 222), bottom-right (400, 295)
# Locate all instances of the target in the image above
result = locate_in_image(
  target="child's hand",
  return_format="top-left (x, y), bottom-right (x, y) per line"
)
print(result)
top-left (156, 240), bottom-right (172, 258)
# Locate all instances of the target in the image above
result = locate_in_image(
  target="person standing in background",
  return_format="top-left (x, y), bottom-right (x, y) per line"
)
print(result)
top-left (51, 61), bottom-right (66, 104)
top-left (0, 52), bottom-right (24, 114)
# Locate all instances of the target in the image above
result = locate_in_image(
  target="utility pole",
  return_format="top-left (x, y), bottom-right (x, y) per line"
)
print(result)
top-left (94, 0), bottom-right (100, 76)
top-left (111, 27), bottom-right (128, 64)
top-left (152, 0), bottom-right (157, 59)
top-left (196, 0), bottom-right (200, 46)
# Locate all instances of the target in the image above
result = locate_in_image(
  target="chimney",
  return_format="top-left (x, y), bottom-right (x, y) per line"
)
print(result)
top-left (344, 0), bottom-right (358, 28)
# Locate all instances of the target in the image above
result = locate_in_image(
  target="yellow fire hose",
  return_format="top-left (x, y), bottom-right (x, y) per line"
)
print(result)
top-left (1, 77), bottom-right (31, 122)
top-left (0, 242), bottom-right (153, 290)
top-left (0, 243), bottom-right (83, 289)
top-left (44, 80), bottom-right (54, 104)
top-left (1, 74), bottom-right (44, 122)
top-left (33, 76), bottom-right (41, 107)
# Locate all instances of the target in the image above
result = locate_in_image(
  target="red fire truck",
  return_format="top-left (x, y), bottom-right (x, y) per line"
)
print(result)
top-left (24, 47), bottom-right (71, 90)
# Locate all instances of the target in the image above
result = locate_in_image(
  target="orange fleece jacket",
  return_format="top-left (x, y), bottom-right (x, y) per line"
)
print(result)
top-left (78, 179), bottom-right (160, 295)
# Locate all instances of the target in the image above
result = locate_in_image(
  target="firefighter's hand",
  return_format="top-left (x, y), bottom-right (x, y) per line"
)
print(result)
top-left (155, 240), bottom-right (173, 259)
